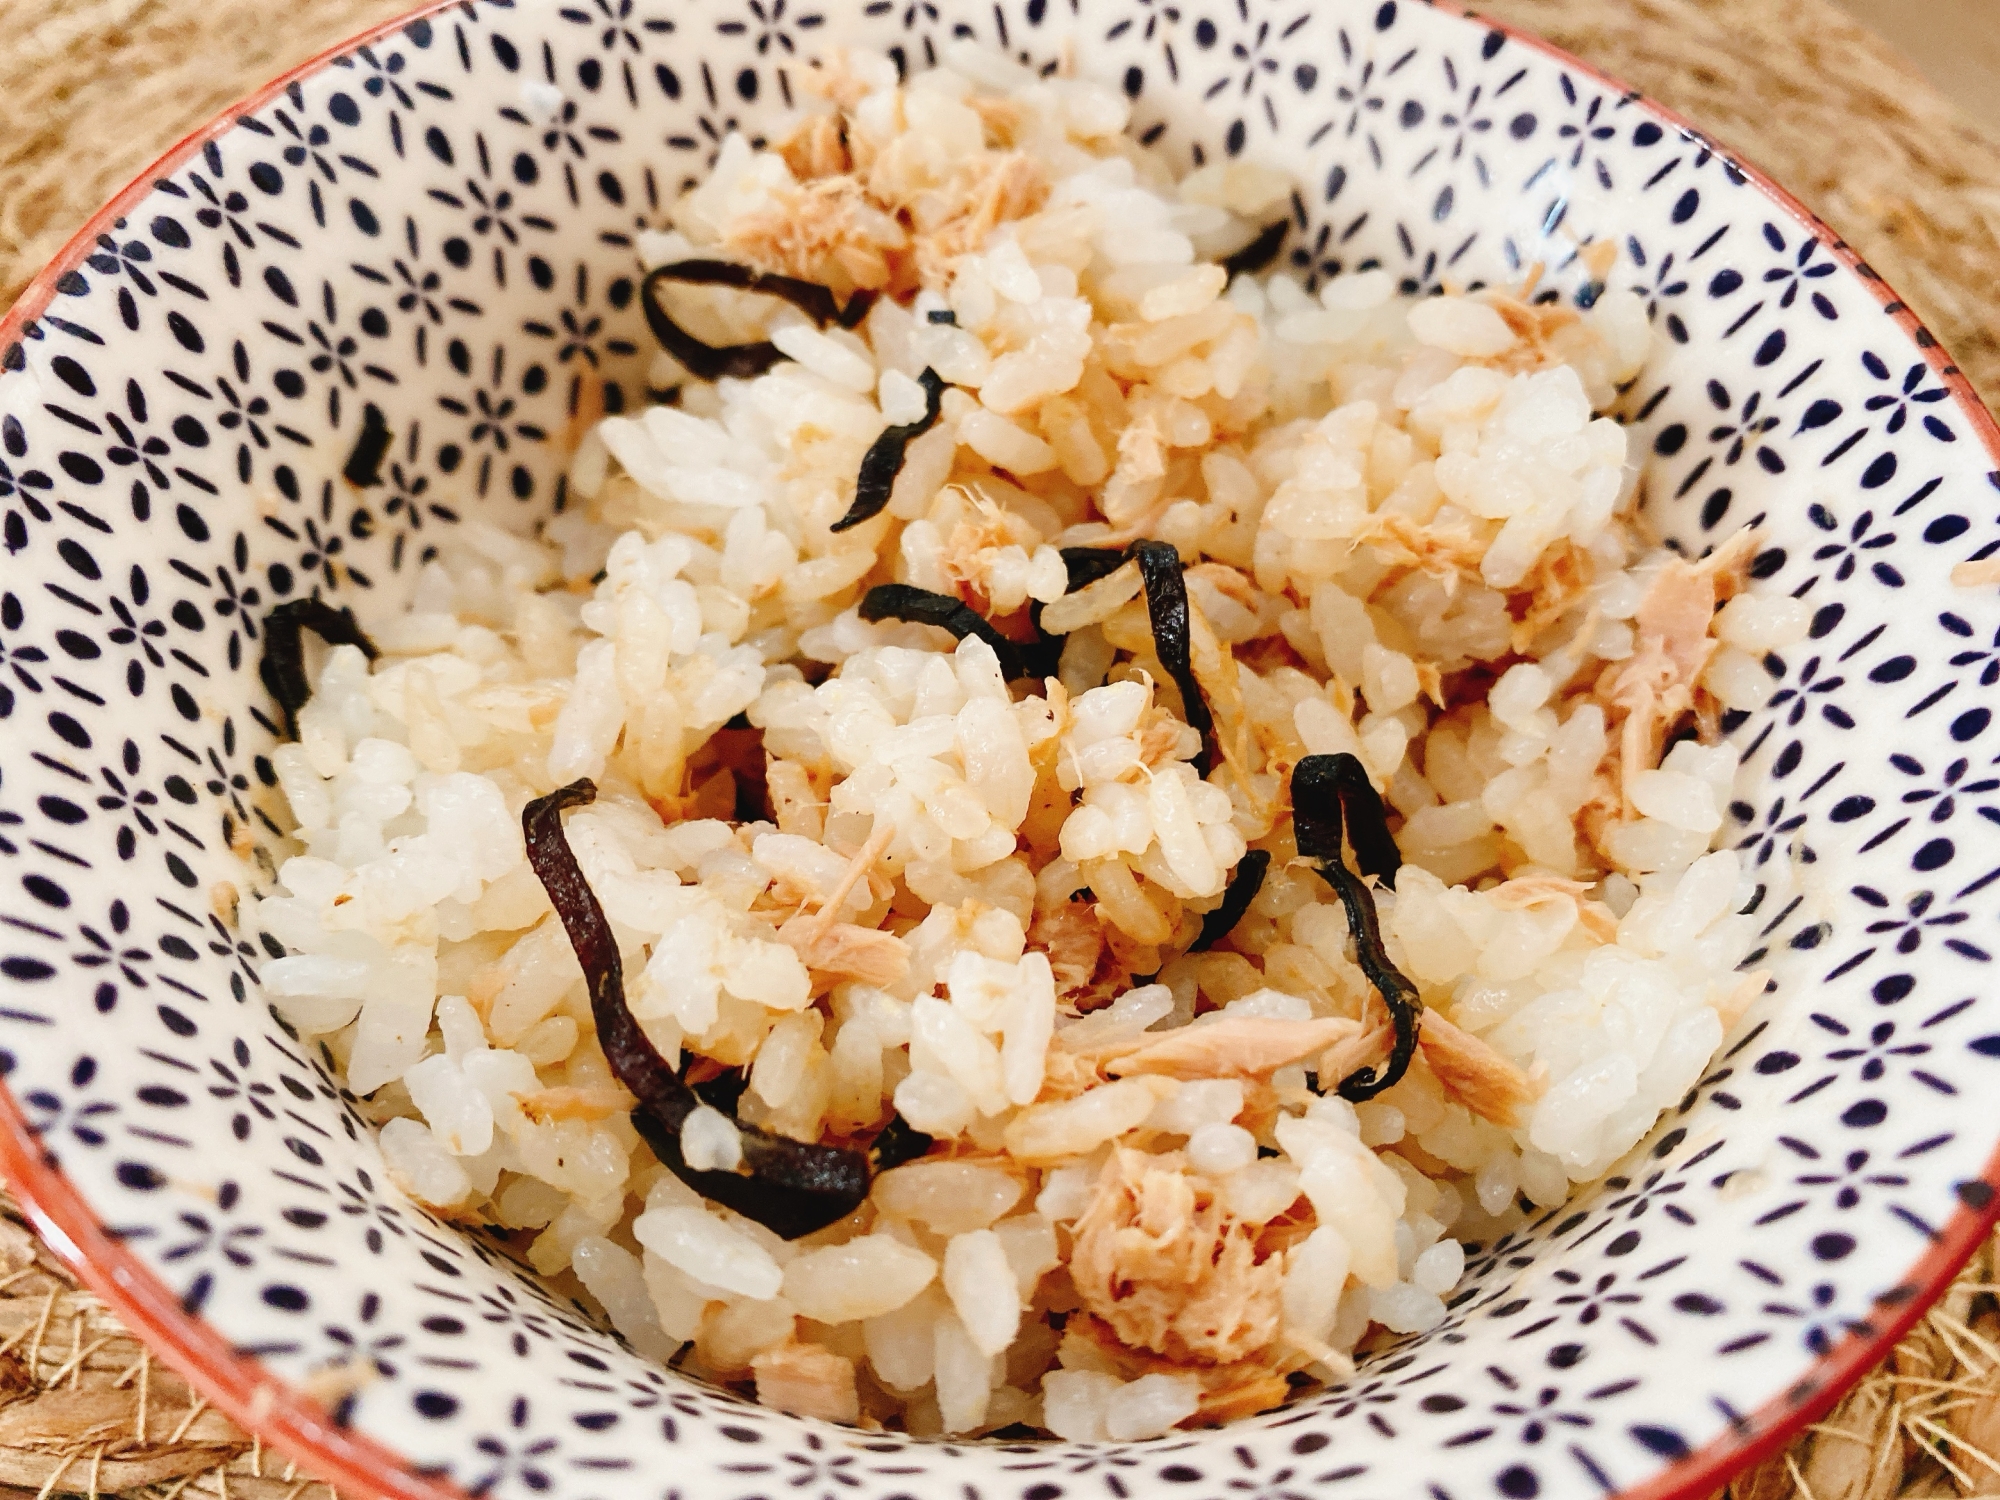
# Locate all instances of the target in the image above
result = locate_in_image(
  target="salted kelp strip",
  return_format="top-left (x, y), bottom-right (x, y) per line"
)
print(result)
top-left (260, 599), bottom-right (379, 739)
top-left (656, 258), bottom-right (874, 329)
top-left (1059, 546), bottom-right (1135, 592)
top-left (1190, 849), bottom-right (1272, 953)
top-left (1129, 540), bottom-right (1215, 775)
top-left (1290, 750), bottom-right (1402, 890)
top-left (1220, 219), bottom-right (1290, 279)
top-left (523, 779), bottom-right (871, 1239)
top-left (832, 368), bottom-right (947, 533)
top-left (642, 259), bottom-right (873, 384)
top-left (1048, 542), bottom-right (1216, 772)
top-left (1290, 754), bottom-right (1421, 1102)
top-left (867, 1113), bottom-right (935, 1172)
top-left (858, 583), bottom-right (1034, 679)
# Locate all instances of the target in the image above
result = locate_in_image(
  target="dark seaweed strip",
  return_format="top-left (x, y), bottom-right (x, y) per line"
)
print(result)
top-left (343, 402), bottom-right (391, 489)
top-left (831, 368), bottom-right (947, 533)
top-left (641, 259), bottom-right (870, 384)
top-left (926, 308), bottom-right (959, 325)
top-left (858, 583), bottom-right (1031, 679)
top-left (837, 289), bottom-right (879, 329)
top-left (1190, 849), bottom-right (1272, 953)
top-left (259, 599), bottom-right (379, 739)
top-left (522, 780), bottom-right (870, 1239)
top-left (1058, 545), bottom-right (1133, 592)
top-left (642, 265), bottom-right (784, 382)
top-left (1289, 755), bottom-right (1421, 1102)
top-left (688, 1066), bottom-right (749, 1115)
top-left (1220, 219), bottom-right (1290, 279)
top-left (654, 258), bottom-right (870, 331)
top-left (1129, 540), bottom-right (1214, 776)
top-left (868, 1113), bottom-right (935, 1172)
top-left (1290, 751), bottom-right (1402, 890)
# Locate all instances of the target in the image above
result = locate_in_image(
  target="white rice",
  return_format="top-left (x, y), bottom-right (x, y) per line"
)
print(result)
top-left (244, 42), bottom-right (1781, 1439)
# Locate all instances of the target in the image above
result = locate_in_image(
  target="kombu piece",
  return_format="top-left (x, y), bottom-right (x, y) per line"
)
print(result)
top-left (522, 779), bottom-right (874, 1239)
top-left (868, 1113), bottom-right (935, 1172)
top-left (641, 259), bottom-right (873, 384)
top-left (1288, 754), bottom-right (1422, 1102)
top-left (1058, 546), bottom-right (1134, 591)
top-left (831, 368), bottom-right (947, 533)
top-left (1129, 540), bottom-right (1215, 775)
top-left (1220, 219), bottom-right (1291, 279)
top-left (259, 599), bottom-right (379, 739)
top-left (858, 583), bottom-right (1034, 679)
top-left (1190, 848), bottom-right (1271, 953)
top-left (1050, 542), bottom-right (1215, 774)
top-left (1291, 750), bottom-right (1402, 890)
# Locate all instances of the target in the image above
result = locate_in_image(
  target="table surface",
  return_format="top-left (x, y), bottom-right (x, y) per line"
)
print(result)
top-left (1834, 0), bottom-right (2000, 135)
top-left (1, 3), bottom-right (1999, 1499)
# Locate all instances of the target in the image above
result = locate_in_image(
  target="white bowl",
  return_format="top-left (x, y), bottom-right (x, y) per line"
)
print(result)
top-left (3, 3), bottom-right (1999, 1500)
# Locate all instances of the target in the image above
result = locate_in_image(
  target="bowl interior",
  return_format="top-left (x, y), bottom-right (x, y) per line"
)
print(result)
top-left (3, 2), bottom-right (2000, 1498)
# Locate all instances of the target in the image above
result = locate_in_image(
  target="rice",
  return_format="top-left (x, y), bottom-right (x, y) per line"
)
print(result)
top-left (247, 40), bottom-right (1778, 1439)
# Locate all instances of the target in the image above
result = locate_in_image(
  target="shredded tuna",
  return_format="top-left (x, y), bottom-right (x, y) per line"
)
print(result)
top-left (1511, 540), bottom-right (1595, 652)
top-left (1353, 511), bottom-right (1488, 591)
top-left (779, 915), bottom-right (910, 986)
top-left (1486, 875), bottom-right (1593, 910)
top-left (1068, 1149), bottom-right (1285, 1364)
top-left (723, 175), bottom-right (903, 294)
top-left (767, 759), bottom-right (826, 839)
top-left (1193, 1368), bottom-right (1294, 1425)
top-left (1590, 531), bottom-right (1757, 830)
top-left (891, 150), bottom-right (1049, 287)
top-left (1188, 595), bottom-right (1262, 808)
top-left (773, 112), bottom-right (852, 182)
top-left (1418, 1011), bottom-right (1540, 1127)
top-left (751, 1341), bottom-right (861, 1423)
top-left (1313, 1023), bottom-right (1393, 1089)
top-left (1028, 900), bottom-right (1106, 1001)
top-left (1101, 1016), bottom-right (1360, 1080)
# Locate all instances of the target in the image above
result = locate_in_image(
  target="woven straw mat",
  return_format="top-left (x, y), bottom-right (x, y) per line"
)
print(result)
top-left (3, 0), bottom-right (2000, 1496)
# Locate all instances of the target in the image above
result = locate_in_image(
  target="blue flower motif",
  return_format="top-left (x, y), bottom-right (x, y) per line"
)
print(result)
top-left (1944, 611), bottom-right (2000, 687)
top-left (569, 0), bottom-right (674, 54)
top-left (84, 233), bottom-right (157, 296)
top-left (717, 0), bottom-right (819, 57)
top-left (0, 591), bottom-right (47, 719)
top-left (1415, 70), bottom-right (1499, 188)
top-left (1821, 1016), bottom-right (1936, 1084)
top-left (1553, 79), bottom-right (1619, 191)
top-left (1806, 503), bottom-right (1901, 587)
top-left (1854, 887), bottom-right (1983, 959)
top-left (1794, 1148), bottom-right (1908, 1211)
top-left (1758, 652), bottom-right (1850, 733)
top-left (1757, 222), bottom-right (1837, 317)
top-left (1550, 1270), bottom-right (1642, 1333)
top-left (1860, 350), bottom-right (1954, 441)
top-left (1889, 748), bottom-right (2000, 826)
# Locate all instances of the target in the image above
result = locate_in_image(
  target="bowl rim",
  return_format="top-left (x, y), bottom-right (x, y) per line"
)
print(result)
top-left (2, 2), bottom-right (1998, 1498)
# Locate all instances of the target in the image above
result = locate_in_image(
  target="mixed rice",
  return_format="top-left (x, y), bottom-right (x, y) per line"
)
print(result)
top-left (245, 44), bottom-right (1800, 1440)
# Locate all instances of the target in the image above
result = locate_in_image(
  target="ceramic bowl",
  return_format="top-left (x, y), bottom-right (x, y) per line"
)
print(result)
top-left (4, 2), bottom-right (2000, 1499)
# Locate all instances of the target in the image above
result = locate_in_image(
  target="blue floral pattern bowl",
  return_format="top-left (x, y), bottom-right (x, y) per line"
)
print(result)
top-left (2, 2), bottom-right (1999, 1499)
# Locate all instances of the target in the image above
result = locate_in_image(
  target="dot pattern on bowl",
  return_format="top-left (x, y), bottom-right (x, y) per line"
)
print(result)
top-left (2, 2), bottom-right (2000, 1498)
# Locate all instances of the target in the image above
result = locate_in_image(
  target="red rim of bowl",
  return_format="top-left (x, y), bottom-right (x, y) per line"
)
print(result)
top-left (2, 4), bottom-right (1998, 1499)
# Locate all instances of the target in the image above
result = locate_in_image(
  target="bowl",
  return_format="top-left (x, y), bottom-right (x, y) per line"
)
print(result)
top-left (4, 1), bottom-right (2000, 1498)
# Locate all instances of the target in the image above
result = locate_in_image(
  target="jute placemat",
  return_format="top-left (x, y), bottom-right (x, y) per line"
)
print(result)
top-left (3, 0), bottom-right (2000, 1496)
